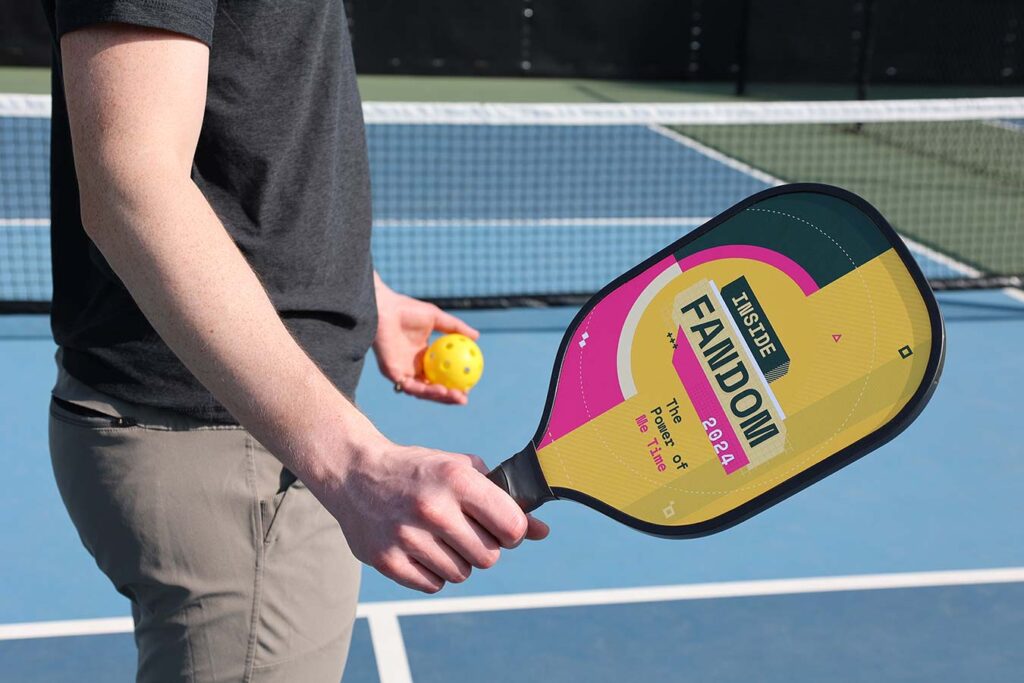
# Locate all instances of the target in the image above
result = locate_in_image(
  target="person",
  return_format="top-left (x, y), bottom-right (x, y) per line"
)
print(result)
top-left (42, 2), bottom-right (548, 681)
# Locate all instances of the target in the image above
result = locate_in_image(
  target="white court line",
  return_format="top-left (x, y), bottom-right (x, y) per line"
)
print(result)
top-left (4, 568), bottom-right (1022, 644)
top-left (647, 123), bottom-right (784, 187)
top-left (365, 612), bottom-right (414, 683)
top-left (355, 567), bottom-right (1024, 619)
top-left (987, 119), bottom-right (1024, 133)
top-left (0, 616), bottom-right (132, 641)
top-left (901, 234), bottom-right (1024, 305)
top-left (0, 219), bottom-right (49, 228)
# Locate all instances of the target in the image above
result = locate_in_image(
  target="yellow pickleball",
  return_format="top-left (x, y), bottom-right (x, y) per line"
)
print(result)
top-left (422, 333), bottom-right (484, 391)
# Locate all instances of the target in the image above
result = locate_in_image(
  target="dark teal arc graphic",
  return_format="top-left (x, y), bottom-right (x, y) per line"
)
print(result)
top-left (675, 192), bottom-right (894, 289)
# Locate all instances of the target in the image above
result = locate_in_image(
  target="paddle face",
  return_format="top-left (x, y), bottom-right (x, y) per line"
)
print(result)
top-left (517, 184), bottom-right (944, 537)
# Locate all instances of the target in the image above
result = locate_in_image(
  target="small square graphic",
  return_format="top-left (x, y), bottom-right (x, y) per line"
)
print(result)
top-left (898, 345), bottom-right (913, 359)
top-left (579, 331), bottom-right (590, 348)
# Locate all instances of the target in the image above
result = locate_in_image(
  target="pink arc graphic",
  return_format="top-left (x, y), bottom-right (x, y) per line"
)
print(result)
top-left (537, 255), bottom-right (678, 448)
top-left (677, 245), bottom-right (820, 296)
top-left (537, 244), bottom-right (810, 452)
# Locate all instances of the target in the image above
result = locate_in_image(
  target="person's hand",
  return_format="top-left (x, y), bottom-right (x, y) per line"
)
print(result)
top-left (326, 435), bottom-right (550, 593)
top-left (373, 274), bottom-right (479, 404)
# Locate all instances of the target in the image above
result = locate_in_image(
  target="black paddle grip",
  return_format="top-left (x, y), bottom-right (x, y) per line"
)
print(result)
top-left (486, 442), bottom-right (555, 513)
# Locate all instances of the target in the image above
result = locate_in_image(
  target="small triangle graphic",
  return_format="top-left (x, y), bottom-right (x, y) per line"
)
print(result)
top-left (832, 334), bottom-right (842, 343)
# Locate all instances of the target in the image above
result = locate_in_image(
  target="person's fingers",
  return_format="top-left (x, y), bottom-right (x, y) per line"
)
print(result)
top-left (406, 535), bottom-right (473, 584)
top-left (445, 388), bottom-right (470, 404)
top-left (457, 471), bottom-right (529, 548)
top-left (376, 356), bottom-right (402, 383)
top-left (400, 378), bottom-right (466, 404)
top-left (433, 308), bottom-right (480, 340)
top-left (437, 515), bottom-right (502, 569)
top-left (400, 378), bottom-right (449, 398)
top-left (438, 455), bottom-right (510, 564)
top-left (525, 514), bottom-right (550, 540)
top-left (373, 552), bottom-right (445, 594)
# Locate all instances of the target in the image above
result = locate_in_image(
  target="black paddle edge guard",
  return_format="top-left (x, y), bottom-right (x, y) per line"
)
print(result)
top-left (486, 442), bottom-right (555, 513)
top-left (517, 183), bottom-right (946, 539)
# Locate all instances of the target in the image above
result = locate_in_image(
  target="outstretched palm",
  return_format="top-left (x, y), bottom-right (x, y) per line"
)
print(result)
top-left (373, 278), bottom-right (479, 404)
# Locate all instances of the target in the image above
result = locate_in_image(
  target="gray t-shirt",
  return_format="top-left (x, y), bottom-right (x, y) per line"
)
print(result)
top-left (43, 0), bottom-right (377, 422)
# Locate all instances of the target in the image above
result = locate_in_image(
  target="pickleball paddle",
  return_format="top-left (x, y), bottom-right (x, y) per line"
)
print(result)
top-left (487, 183), bottom-right (944, 538)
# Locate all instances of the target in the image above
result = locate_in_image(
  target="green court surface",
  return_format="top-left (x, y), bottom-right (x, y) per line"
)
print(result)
top-left (673, 120), bottom-right (1024, 278)
top-left (6, 66), bottom-right (1023, 101)
top-left (0, 68), bottom-right (50, 95)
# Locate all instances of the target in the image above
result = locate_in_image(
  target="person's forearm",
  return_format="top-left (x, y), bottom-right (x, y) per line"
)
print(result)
top-left (58, 24), bottom-right (542, 595)
top-left (78, 173), bottom-right (384, 490)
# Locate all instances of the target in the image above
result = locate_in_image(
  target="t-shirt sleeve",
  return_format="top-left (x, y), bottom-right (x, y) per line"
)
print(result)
top-left (55, 0), bottom-right (217, 46)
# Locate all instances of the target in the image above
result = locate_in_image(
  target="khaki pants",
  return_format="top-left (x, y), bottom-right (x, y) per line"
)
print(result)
top-left (49, 370), bottom-right (361, 682)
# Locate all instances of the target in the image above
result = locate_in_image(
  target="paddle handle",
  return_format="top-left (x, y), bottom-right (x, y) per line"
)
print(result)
top-left (486, 442), bottom-right (555, 513)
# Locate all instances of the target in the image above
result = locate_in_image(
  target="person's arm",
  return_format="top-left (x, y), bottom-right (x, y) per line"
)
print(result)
top-left (61, 24), bottom-right (546, 593)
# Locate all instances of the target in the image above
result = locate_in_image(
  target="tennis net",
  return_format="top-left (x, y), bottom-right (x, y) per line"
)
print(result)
top-left (2, 95), bottom-right (1023, 312)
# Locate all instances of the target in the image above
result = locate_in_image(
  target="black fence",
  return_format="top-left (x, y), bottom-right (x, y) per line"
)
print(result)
top-left (3, 0), bottom-right (1023, 88)
top-left (0, 0), bottom-right (51, 66)
top-left (346, 0), bottom-right (1022, 89)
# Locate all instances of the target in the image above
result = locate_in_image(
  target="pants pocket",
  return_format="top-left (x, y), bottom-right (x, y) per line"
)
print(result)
top-left (260, 468), bottom-right (299, 545)
top-left (50, 396), bottom-right (138, 429)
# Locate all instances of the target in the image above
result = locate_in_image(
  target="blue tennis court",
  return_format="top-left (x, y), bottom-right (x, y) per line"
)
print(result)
top-left (1, 105), bottom-right (1023, 681)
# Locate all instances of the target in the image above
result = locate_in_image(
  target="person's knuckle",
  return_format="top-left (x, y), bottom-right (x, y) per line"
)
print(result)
top-left (438, 458), bottom-right (464, 480)
top-left (371, 552), bottom-right (396, 576)
top-left (413, 496), bottom-right (448, 528)
top-left (498, 511), bottom-right (528, 546)
top-left (511, 512), bottom-right (529, 539)
top-left (477, 548), bottom-right (500, 569)
top-left (395, 523), bottom-right (418, 548)
top-left (449, 468), bottom-right (480, 500)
